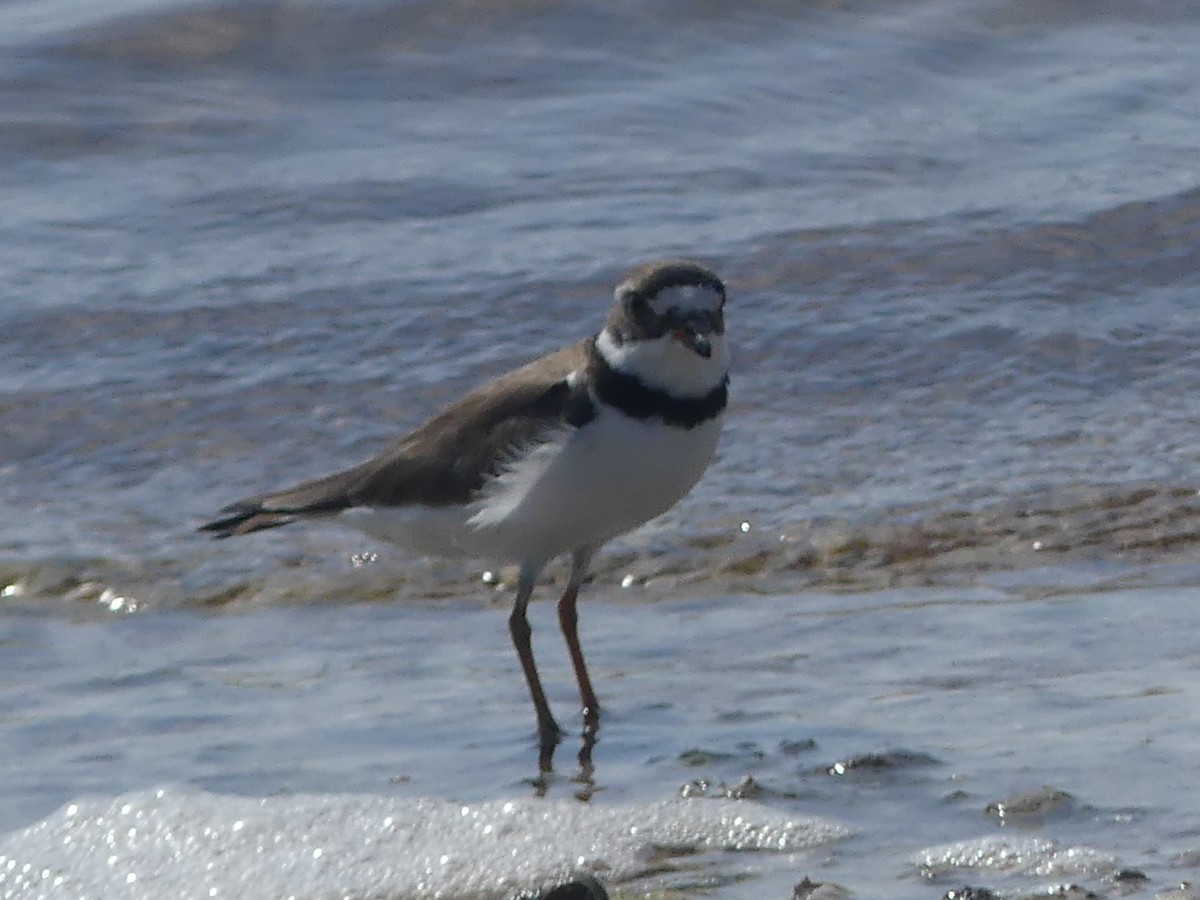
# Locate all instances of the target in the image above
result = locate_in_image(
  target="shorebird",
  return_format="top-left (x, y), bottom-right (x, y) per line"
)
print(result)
top-left (201, 260), bottom-right (729, 757)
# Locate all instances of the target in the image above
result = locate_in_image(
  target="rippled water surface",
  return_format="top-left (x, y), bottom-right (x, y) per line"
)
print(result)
top-left (4, 0), bottom-right (1200, 897)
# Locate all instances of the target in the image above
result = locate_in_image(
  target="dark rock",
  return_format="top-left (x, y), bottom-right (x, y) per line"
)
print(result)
top-left (1020, 885), bottom-right (1098, 900)
top-left (822, 749), bottom-right (939, 776)
top-left (540, 874), bottom-right (609, 900)
top-left (725, 775), bottom-right (763, 799)
top-left (1112, 867), bottom-right (1147, 883)
top-left (792, 875), bottom-right (851, 899)
top-left (678, 747), bottom-right (734, 766)
top-left (678, 778), bottom-right (712, 798)
top-left (780, 738), bottom-right (818, 756)
top-left (984, 785), bottom-right (1074, 823)
top-left (678, 774), bottom-right (765, 799)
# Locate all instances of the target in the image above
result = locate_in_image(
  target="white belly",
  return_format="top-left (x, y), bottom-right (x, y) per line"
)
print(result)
top-left (340, 409), bottom-right (722, 566)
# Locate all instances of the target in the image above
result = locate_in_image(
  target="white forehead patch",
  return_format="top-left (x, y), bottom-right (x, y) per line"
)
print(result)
top-left (648, 284), bottom-right (723, 317)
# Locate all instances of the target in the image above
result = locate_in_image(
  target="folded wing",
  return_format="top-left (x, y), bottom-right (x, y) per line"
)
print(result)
top-left (199, 342), bottom-right (595, 538)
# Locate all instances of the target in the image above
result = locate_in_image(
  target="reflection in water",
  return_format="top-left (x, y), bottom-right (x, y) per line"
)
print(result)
top-left (531, 726), bottom-right (598, 800)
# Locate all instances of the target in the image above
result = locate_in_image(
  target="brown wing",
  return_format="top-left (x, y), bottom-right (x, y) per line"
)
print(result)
top-left (199, 341), bottom-right (596, 538)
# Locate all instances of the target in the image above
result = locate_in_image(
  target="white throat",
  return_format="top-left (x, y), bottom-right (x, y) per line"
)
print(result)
top-left (595, 328), bottom-right (729, 397)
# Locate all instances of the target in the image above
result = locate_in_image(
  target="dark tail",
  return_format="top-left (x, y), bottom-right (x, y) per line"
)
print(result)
top-left (198, 505), bottom-right (297, 538)
top-left (198, 467), bottom-right (364, 539)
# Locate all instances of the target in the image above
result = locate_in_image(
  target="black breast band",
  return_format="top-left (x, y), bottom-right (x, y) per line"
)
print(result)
top-left (592, 361), bottom-right (727, 429)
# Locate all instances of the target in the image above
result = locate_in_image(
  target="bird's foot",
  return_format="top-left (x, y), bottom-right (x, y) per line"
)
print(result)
top-left (535, 718), bottom-right (564, 773)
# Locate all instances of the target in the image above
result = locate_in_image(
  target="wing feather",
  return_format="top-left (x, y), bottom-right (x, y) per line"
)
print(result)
top-left (199, 341), bottom-right (595, 538)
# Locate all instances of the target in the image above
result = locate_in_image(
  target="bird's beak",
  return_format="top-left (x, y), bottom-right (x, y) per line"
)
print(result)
top-left (673, 322), bottom-right (713, 359)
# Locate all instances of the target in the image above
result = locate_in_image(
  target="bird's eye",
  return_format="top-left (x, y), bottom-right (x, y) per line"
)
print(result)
top-left (624, 291), bottom-right (648, 315)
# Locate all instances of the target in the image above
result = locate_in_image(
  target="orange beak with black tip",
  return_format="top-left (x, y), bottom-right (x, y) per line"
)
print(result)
top-left (672, 317), bottom-right (714, 359)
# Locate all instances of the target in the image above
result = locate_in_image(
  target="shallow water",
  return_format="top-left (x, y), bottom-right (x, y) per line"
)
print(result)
top-left (4, 0), bottom-right (1200, 896)
top-left (6, 582), bottom-right (1200, 897)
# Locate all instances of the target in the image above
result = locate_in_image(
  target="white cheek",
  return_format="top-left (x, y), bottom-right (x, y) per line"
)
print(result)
top-left (596, 328), bottom-right (728, 397)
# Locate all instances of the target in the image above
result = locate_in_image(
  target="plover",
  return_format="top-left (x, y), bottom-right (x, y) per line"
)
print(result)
top-left (201, 260), bottom-right (729, 754)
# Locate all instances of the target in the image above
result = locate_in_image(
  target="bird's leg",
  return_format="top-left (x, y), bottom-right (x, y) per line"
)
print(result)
top-left (558, 548), bottom-right (600, 734)
top-left (509, 565), bottom-right (562, 763)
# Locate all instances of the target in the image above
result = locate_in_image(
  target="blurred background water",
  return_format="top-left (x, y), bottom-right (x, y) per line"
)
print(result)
top-left (4, 1), bottom-right (1200, 897)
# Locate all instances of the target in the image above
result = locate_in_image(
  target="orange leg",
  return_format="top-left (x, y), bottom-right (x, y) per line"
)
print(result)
top-left (557, 549), bottom-right (599, 732)
top-left (509, 566), bottom-right (562, 761)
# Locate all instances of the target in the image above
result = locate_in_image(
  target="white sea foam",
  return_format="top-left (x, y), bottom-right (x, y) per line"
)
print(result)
top-left (916, 834), bottom-right (1118, 880)
top-left (0, 786), bottom-right (848, 900)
